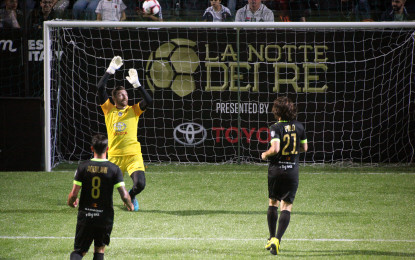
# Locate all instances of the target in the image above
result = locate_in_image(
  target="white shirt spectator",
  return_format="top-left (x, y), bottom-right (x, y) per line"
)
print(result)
top-left (203, 5), bottom-right (232, 22)
top-left (235, 3), bottom-right (274, 22)
top-left (96, 0), bottom-right (127, 21)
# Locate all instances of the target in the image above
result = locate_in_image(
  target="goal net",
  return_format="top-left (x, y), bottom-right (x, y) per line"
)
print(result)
top-left (44, 21), bottom-right (415, 171)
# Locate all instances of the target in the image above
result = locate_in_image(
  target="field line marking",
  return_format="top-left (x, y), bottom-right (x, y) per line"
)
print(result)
top-left (1, 236), bottom-right (414, 243)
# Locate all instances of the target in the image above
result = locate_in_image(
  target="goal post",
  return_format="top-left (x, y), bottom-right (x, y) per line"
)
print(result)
top-left (43, 21), bottom-right (415, 171)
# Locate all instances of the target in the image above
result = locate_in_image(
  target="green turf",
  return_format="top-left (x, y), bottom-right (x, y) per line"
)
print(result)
top-left (0, 164), bottom-right (414, 259)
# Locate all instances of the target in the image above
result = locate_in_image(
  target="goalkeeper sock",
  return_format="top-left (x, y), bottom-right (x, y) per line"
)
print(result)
top-left (276, 210), bottom-right (291, 242)
top-left (267, 206), bottom-right (278, 239)
top-left (93, 252), bottom-right (104, 260)
top-left (129, 189), bottom-right (135, 200)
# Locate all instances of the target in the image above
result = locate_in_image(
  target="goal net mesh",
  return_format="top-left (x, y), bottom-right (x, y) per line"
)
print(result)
top-left (46, 23), bottom-right (415, 168)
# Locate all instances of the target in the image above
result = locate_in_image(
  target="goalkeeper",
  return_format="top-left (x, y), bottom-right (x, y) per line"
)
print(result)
top-left (96, 56), bottom-right (153, 212)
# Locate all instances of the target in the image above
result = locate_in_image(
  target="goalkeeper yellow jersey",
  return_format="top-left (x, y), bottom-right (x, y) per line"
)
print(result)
top-left (101, 99), bottom-right (144, 156)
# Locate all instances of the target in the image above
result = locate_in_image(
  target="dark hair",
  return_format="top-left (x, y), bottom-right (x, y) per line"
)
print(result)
top-left (91, 134), bottom-right (108, 155)
top-left (271, 96), bottom-right (297, 121)
top-left (112, 86), bottom-right (126, 98)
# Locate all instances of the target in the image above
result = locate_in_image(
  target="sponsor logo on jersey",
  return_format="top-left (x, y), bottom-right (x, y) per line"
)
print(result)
top-left (113, 122), bottom-right (127, 131)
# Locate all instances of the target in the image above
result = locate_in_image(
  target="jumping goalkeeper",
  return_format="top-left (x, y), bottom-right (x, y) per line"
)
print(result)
top-left (96, 56), bottom-right (153, 211)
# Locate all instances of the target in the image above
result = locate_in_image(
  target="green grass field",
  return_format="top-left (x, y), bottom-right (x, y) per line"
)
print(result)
top-left (1, 164), bottom-right (415, 259)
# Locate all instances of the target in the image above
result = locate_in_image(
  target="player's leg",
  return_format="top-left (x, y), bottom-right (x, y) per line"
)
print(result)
top-left (127, 154), bottom-right (146, 211)
top-left (273, 167), bottom-right (298, 252)
top-left (92, 225), bottom-right (111, 260)
top-left (128, 171), bottom-right (146, 211)
top-left (267, 199), bottom-right (279, 239)
top-left (276, 200), bottom-right (293, 243)
top-left (71, 223), bottom-right (93, 259)
top-left (265, 166), bottom-right (280, 252)
top-left (265, 198), bottom-right (279, 251)
top-left (130, 170), bottom-right (146, 197)
top-left (70, 251), bottom-right (85, 260)
top-left (92, 246), bottom-right (105, 260)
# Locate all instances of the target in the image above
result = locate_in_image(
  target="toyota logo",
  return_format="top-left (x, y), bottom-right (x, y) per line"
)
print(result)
top-left (173, 123), bottom-right (207, 146)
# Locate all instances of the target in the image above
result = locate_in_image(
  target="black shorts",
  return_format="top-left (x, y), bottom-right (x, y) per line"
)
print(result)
top-left (268, 165), bottom-right (299, 204)
top-left (73, 223), bottom-right (113, 254)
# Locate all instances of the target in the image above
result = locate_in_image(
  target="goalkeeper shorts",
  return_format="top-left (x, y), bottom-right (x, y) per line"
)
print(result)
top-left (109, 154), bottom-right (145, 175)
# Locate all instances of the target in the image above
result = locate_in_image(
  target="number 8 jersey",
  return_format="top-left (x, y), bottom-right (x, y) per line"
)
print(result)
top-left (268, 120), bottom-right (307, 168)
top-left (74, 158), bottom-right (125, 227)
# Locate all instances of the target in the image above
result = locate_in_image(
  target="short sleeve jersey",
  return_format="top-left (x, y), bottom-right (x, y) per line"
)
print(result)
top-left (95, 0), bottom-right (127, 21)
top-left (235, 4), bottom-right (274, 22)
top-left (74, 158), bottom-right (125, 227)
top-left (268, 120), bottom-right (307, 168)
top-left (101, 99), bottom-right (144, 156)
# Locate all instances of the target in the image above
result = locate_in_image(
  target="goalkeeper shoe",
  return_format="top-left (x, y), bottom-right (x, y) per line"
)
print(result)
top-left (129, 189), bottom-right (139, 211)
top-left (132, 197), bottom-right (139, 211)
top-left (270, 238), bottom-right (280, 255)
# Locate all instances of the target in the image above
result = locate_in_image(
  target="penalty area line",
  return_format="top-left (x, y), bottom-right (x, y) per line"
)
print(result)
top-left (0, 236), bottom-right (414, 243)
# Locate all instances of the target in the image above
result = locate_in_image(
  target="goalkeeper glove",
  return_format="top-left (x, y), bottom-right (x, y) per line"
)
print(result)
top-left (126, 68), bottom-right (142, 88)
top-left (106, 56), bottom-right (123, 74)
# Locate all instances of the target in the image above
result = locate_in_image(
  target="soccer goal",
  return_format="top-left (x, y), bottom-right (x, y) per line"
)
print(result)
top-left (43, 21), bottom-right (415, 171)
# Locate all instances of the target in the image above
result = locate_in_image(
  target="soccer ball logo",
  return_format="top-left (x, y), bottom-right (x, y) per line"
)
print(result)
top-left (145, 38), bottom-right (200, 97)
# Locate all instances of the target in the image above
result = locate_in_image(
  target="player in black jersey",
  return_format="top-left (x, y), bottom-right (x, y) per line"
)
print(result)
top-left (68, 134), bottom-right (134, 260)
top-left (261, 96), bottom-right (308, 255)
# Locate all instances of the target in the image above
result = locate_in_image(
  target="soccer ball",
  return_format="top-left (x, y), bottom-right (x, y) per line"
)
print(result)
top-left (145, 38), bottom-right (200, 97)
top-left (142, 0), bottom-right (160, 15)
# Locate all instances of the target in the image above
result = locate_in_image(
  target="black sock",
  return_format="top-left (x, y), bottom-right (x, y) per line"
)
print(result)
top-left (267, 206), bottom-right (278, 239)
top-left (129, 189), bottom-right (135, 200)
top-left (70, 251), bottom-right (83, 260)
top-left (93, 252), bottom-right (104, 260)
top-left (276, 210), bottom-right (291, 242)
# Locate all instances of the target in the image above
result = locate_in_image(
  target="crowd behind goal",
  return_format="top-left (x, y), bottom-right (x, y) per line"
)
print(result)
top-left (1, 0), bottom-right (414, 29)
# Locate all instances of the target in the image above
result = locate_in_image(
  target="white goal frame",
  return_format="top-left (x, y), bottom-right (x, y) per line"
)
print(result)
top-left (43, 21), bottom-right (415, 172)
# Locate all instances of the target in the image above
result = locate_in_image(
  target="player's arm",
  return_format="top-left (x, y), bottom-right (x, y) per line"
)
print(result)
top-left (300, 141), bottom-right (308, 153)
top-left (117, 186), bottom-right (134, 211)
top-left (261, 140), bottom-right (280, 160)
top-left (126, 68), bottom-right (153, 110)
top-left (67, 183), bottom-right (81, 208)
top-left (97, 56), bottom-right (124, 105)
top-left (299, 128), bottom-right (308, 152)
top-left (120, 11), bottom-right (126, 21)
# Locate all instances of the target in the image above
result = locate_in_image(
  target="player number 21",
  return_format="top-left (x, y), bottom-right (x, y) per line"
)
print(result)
top-left (91, 176), bottom-right (101, 199)
top-left (282, 133), bottom-right (297, 155)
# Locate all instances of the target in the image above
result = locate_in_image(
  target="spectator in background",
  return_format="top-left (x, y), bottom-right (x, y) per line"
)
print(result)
top-left (30, 0), bottom-right (56, 28)
top-left (135, 0), bottom-right (163, 21)
top-left (340, 0), bottom-right (372, 21)
top-left (381, 0), bottom-right (412, 21)
top-left (72, 0), bottom-right (100, 19)
top-left (275, 0), bottom-right (306, 22)
top-left (203, 0), bottom-right (232, 22)
top-left (0, 0), bottom-right (22, 28)
top-left (235, 0), bottom-right (274, 22)
top-left (355, 0), bottom-right (372, 21)
top-left (96, 0), bottom-right (127, 21)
